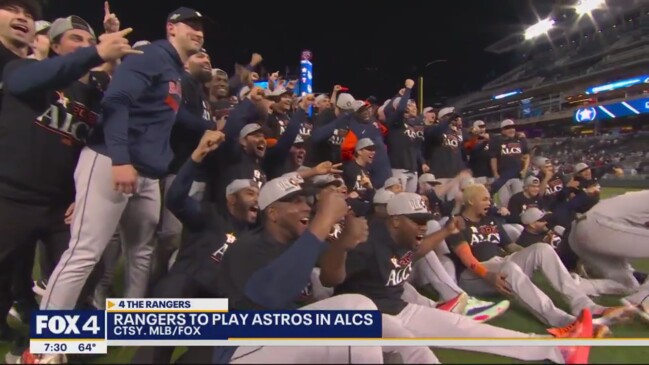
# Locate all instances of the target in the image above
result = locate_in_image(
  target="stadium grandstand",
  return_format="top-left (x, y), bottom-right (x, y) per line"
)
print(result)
top-left (453, 0), bottom-right (649, 182)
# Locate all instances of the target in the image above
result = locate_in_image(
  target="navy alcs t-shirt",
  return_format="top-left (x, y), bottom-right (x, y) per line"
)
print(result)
top-left (445, 216), bottom-right (512, 279)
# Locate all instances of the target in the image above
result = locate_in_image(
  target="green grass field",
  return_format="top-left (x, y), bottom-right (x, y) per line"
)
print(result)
top-left (1, 187), bottom-right (648, 364)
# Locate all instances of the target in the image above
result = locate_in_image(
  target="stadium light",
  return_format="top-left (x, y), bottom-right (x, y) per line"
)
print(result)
top-left (524, 18), bottom-right (555, 40)
top-left (575, 0), bottom-right (606, 15)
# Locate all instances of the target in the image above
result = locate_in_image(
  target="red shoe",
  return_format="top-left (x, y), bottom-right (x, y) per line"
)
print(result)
top-left (436, 292), bottom-right (468, 314)
top-left (555, 309), bottom-right (594, 364)
top-left (18, 349), bottom-right (67, 364)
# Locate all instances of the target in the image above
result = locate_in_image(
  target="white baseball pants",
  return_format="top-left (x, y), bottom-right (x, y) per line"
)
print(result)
top-left (41, 147), bottom-right (160, 309)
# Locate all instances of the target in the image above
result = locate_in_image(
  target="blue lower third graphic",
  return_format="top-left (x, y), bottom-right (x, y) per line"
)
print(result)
top-left (107, 311), bottom-right (382, 340)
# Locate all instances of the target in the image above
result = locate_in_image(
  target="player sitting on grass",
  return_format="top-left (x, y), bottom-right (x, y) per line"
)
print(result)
top-left (448, 184), bottom-right (634, 337)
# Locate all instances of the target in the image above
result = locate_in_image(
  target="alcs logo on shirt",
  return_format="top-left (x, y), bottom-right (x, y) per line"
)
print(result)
top-left (386, 252), bottom-right (414, 287)
top-left (500, 142), bottom-right (522, 155)
top-left (35, 91), bottom-right (99, 145)
top-left (468, 223), bottom-right (501, 246)
top-left (210, 233), bottom-right (237, 263)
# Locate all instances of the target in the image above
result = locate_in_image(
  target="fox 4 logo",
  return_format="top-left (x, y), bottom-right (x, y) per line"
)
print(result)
top-left (35, 314), bottom-right (101, 335)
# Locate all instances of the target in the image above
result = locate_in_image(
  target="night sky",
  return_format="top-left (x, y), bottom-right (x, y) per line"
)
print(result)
top-left (42, 0), bottom-right (556, 104)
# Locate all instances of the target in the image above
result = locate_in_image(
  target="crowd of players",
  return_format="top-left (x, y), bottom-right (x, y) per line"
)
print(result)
top-left (0, 0), bottom-right (648, 364)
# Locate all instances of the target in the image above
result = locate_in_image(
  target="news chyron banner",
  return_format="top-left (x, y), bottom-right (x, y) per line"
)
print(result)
top-left (30, 299), bottom-right (382, 354)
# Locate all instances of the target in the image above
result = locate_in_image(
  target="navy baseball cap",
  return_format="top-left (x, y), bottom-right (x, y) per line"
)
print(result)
top-left (167, 7), bottom-right (204, 23)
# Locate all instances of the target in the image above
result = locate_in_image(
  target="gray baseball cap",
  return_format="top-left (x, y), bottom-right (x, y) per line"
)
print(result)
top-left (258, 175), bottom-right (308, 210)
top-left (355, 138), bottom-right (375, 152)
top-left (422, 107), bottom-right (434, 114)
top-left (419, 173), bottom-right (440, 186)
top-left (35, 20), bottom-right (51, 34)
top-left (533, 156), bottom-right (550, 168)
top-left (524, 175), bottom-right (541, 187)
top-left (239, 123), bottom-right (263, 139)
top-left (48, 15), bottom-right (95, 43)
top-left (383, 176), bottom-right (402, 189)
top-left (336, 93), bottom-right (355, 111)
top-left (438, 107), bottom-right (455, 119)
top-left (575, 162), bottom-right (590, 174)
top-left (225, 179), bottom-right (258, 197)
top-left (473, 120), bottom-right (486, 128)
top-left (387, 192), bottom-right (433, 221)
top-left (373, 188), bottom-right (394, 205)
top-left (500, 119), bottom-right (515, 129)
top-left (520, 207), bottom-right (550, 225)
top-left (312, 174), bottom-right (344, 188)
top-left (314, 94), bottom-right (329, 104)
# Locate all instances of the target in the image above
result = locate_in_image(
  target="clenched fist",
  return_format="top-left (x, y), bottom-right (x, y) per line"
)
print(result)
top-left (405, 79), bottom-right (415, 89)
top-left (192, 130), bottom-right (225, 162)
top-left (338, 215), bottom-right (369, 249)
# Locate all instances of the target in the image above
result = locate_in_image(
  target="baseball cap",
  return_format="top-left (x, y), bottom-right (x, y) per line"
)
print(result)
top-left (258, 176), bottom-right (308, 211)
top-left (336, 93), bottom-right (355, 111)
top-left (225, 179), bottom-right (258, 197)
top-left (49, 15), bottom-right (95, 42)
top-left (419, 173), bottom-right (441, 186)
top-left (0, 0), bottom-right (41, 20)
top-left (373, 188), bottom-right (394, 205)
top-left (533, 156), bottom-right (550, 168)
top-left (459, 177), bottom-right (476, 190)
top-left (132, 40), bottom-right (151, 48)
top-left (500, 119), bottom-right (515, 129)
top-left (167, 7), bottom-right (204, 23)
top-left (35, 20), bottom-right (51, 34)
top-left (265, 88), bottom-right (292, 99)
top-left (473, 120), bottom-right (486, 128)
top-left (422, 107), bottom-right (434, 114)
top-left (387, 192), bottom-right (433, 221)
top-left (314, 94), bottom-right (329, 104)
top-left (438, 107), bottom-right (455, 120)
top-left (383, 176), bottom-right (402, 189)
top-left (352, 100), bottom-right (370, 112)
top-left (212, 68), bottom-right (228, 78)
top-left (239, 123), bottom-right (263, 139)
top-left (293, 135), bottom-right (305, 145)
top-left (312, 174), bottom-right (344, 188)
top-left (575, 162), bottom-right (590, 174)
top-left (520, 207), bottom-right (550, 225)
top-left (355, 138), bottom-right (375, 152)
top-left (524, 176), bottom-right (541, 187)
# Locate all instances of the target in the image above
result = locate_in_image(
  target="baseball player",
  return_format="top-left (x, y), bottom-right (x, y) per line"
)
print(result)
top-left (569, 190), bottom-right (649, 308)
top-left (323, 192), bottom-right (595, 364)
top-left (214, 176), bottom-right (384, 363)
top-left (448, 184), bottom-right (630, 331)
top-left (489, 119), bottom-right (529, 207)
top-left (464, 120), bottom-right (493, 184)
top-left (40, 7), bottom-right (212, 311)
top-left (518, 208), bottom-right (630, 297)
top-left (383, 176), bottom-right (404, 194)
top-left (385, 80), bottom-right (419, 192)
top-left (341, 137), bottom-right (376, 205)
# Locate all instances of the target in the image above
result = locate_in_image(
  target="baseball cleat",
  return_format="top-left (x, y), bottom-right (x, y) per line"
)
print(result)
top-left (592, 306), bottom-right (635, 326)
top-left (464, 297), bottom-right (510, 323)
top-left (436, 292), bottom-right (468, 314)
top-left (18, 349), bottom-right (67, 364)
top-left (620, 298), bottom-right (649, 324)
top-left (554, 309), bottom-right (593, 364)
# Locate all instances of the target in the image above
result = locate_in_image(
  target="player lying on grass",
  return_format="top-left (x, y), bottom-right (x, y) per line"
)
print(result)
top-left (321, 192), bottom-right (596, 364)
top-left (447, 184), bottom-right (633, 335)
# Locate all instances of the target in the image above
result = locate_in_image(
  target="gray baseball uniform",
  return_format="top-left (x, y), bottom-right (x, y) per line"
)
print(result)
top-left (229, 294), bottom-right (384, 364)
top-left (569, 190), bottom-right (649, 290)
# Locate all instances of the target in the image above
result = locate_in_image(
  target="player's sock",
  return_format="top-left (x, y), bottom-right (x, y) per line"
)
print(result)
top-left (557, 309), bottom-right (593, 364)
top-left (436, 292), bottom-right (468, 314)
top-left (464, 297), bottom-right (510, 322)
